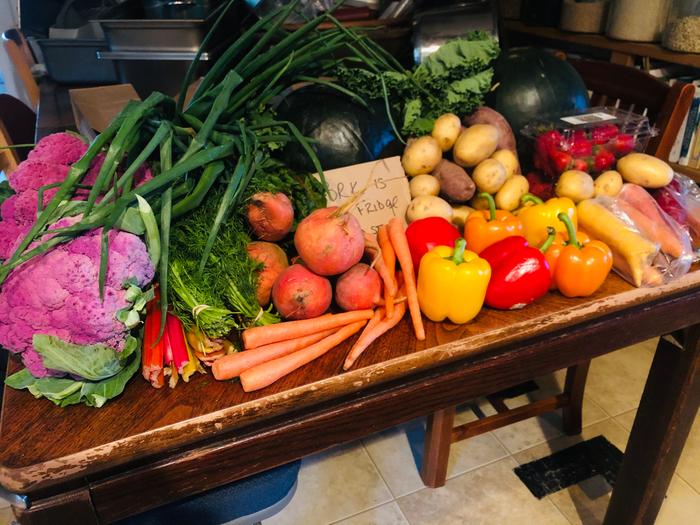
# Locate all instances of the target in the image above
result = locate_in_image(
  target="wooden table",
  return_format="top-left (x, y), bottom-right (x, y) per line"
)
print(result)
top-left (1, 267), bottom-right (699, 525)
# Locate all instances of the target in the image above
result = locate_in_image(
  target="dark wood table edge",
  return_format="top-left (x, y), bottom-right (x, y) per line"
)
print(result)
top-left (8, 282), bottom-right (700, 524)
top-left (2, 271), bottom-right (700, 498)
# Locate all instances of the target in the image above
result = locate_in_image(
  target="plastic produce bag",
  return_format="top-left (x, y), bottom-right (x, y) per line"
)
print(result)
top-left (650, 174), bottom-right (700, 259)
top-left (248, 0), bottom-right (335, 21)
top-left (585, 184), bottom-right (693, 287)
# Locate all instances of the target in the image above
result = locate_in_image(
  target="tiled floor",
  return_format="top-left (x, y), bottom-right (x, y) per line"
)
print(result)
top-left (0, 339), bottom-right (698, 525)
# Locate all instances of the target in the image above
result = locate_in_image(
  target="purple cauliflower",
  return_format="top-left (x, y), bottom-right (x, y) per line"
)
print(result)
top-left (0, 133), bottom-right (153, 261)
top-left (27, 132), bottom-right (88, 166)
top-left (0, 228), bottom-right (154, 377)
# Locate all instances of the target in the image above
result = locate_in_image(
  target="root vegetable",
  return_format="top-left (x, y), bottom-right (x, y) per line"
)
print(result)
top-left (409, 174), bottom-right (441, 198)
top-left (432, 113), bottom-right (462, 152)
top-left (616, 153), bottom-right (673, 188)
top-left (555, 170), bottom-right (595, 203)
top-left (247, 242), bottom-right (289, 306)
top-left (401, 136), bottom-right (442, 176)
top-left (495, 175), bottom-right (529, 211)
top-left (432, 159), bottom-right (476, 202)
top-left (246, 192), bottom-right (294, 241)
top-left (406, 195), bottom-right (453, 223)
top-left (294, 206), bottom-right (364, 276)
top-left (335, 263), bottom-right (382, 311)
top-left (594, 170), bottom-right (623, 197)
top-left (472, 158), bottom-right (508, 194)
top-left (464, 107), bottom-right (517, 152)
top-left (451, 205), bottom-right (475, 228)
top-left (272, 264), bottom-right (332, 320)
top-left (491, 149), bottom-right (520, 178)
top-left (453, 124), bottom-right (500, 167)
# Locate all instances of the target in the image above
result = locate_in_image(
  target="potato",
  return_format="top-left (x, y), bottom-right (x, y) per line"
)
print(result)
top-left (472, 158), bottom-right (508, 194)
top-left (464, 107), bottom-right (517, 152)
top-left (432, 113), bottom-right (462, 152)
top-left (495, 175), bottom-right (529, 211)
top-left (406, 195), bottom-right (453, 223)
top-left (594, 170), bottom-right (623, 197)
top-left (453, 124), bottom-right (500, 168)
top-left (409, 174), bottom-right (440, 198)
top-left (555, 170), bottom-right (595, 203)
top-left (616, 153), bottom-right (673, 188)
top-left (401, 136), bottom-right (442, 176)
top-left (490, 149), bottom-right (520, 179)
top-left (470, 194), bottom-right (490, 211)
top-left (451, 205), bottom-right (475, 228)
top-left (432, 159), bottom-right (476, 203)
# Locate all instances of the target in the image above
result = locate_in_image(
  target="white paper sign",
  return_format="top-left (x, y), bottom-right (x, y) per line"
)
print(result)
top-left (318, 156), bottom-right (411, 235)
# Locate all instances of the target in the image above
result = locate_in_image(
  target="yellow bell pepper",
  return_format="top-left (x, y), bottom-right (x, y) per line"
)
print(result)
top-left (517, 194), bottom-right (577, 247)
top-left (417, 238), bottom-right (491, 324)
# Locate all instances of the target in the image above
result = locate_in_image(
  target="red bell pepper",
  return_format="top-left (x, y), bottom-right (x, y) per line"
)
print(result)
top-left (479, 236), bottom-right (551, 310)
top-left (405, 216), bottom-right (461, 270)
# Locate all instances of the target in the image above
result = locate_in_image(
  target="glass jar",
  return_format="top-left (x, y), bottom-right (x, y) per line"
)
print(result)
top-left (663, 0), bottom-right (700, 53)
top-left (606, 0), bottom-right (670, 42)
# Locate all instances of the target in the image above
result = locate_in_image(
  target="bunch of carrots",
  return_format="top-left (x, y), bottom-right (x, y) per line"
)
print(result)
top-left (142, 294), bottom-right (205, 389)
top-left (212, 217), bottom-right (426, 392)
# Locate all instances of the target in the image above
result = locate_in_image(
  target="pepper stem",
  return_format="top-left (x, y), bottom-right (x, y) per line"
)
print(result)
top-left (539, 227), bottom-right (556, 253)
top-left (521, 193), bottom-right (544, 206)
top-left (452, 238), bottom-right (467, 265)
top-left (557, 212), bottom-right (581, 249)
top-left (478, 192), bottom-right (497, 221)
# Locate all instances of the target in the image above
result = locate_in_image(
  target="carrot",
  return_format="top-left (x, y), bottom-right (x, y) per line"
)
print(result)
top-left (242, 310), bottom-right (374, 349)
top-left (213, 328), bottom-right (337, 380)
top-left (387, 218), bottom-right (425, 340)
top-left (344, 300), bottom-right (407, 370)
top-left (240, 320), bottom-right (367, 392)
top-left (377, 225), bottom-right (397, 318)
top-left (365, 231), bottom-right (397, 297)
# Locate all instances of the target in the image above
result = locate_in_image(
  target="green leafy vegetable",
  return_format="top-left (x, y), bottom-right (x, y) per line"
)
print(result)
top-left (5, 336), bottom-right (140, 408)
top-left (336, 31), bottom-right (499, 136)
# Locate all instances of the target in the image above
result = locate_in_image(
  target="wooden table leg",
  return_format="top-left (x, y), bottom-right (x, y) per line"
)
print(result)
top-left (13, 488), bottom-right (99, 525)
top-left (603, 326), bottom-right (700, 525)
top-left (420, 406), bottom-right (456, 488)
top-left (562, 362), bottom-right (590, 435)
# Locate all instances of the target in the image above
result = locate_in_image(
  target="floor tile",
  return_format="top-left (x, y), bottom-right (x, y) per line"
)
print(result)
top-left (584, 342), bottom-right (654, 417)
top-left (263, 443), bottom-right (392, 525)
top-left (0, 497), bottom-right (8, 509)
top-left (332, 502), bottom-right (409, 525)
top-left (655, 475), bottom-right (700, 525)
top-left (492, 395), bottom-right (608, 455)
top-left (0, 507), bottom-right (12, 525)
top-left (363, 408), bottom-right (508, 498)
top-left (396, 458), bottom-right (570, 525)
top-left (613, 408), bottom-right (636, 432)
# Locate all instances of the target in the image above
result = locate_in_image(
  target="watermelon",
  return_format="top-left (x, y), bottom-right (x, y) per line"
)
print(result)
top-left (275, 86), bottom-right (402, 171)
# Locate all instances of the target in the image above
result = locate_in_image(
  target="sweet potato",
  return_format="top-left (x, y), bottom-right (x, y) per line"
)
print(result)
top-left (431, 159), bottom-right (475, 202)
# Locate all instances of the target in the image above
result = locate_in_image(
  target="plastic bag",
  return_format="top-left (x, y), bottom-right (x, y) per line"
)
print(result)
top-left (251, 0), bottom-right (335, 21)
top-left (590, 184), bottom-right (693, 287)
top-left (650, 174), bottom-right (700, 259)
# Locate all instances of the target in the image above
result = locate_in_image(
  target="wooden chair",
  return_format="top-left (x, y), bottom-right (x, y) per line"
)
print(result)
top-left (2, 29), bottom-right (39, 111)
top-left (420, 59), bottom-right (695, 488)
top-left (0, 94), bottom-right (36, 175)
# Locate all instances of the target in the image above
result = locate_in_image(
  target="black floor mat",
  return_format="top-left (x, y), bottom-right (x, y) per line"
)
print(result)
top-left (514, 435), bottom-right (624, 499)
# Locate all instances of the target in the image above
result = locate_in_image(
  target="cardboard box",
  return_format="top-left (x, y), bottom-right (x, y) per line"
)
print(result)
top-left (69, 84), bottom-right (141, 140)
top-left (320, 156), bottom-right (411, 235)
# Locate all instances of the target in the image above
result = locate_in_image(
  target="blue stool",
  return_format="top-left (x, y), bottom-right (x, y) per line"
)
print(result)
top-left (118, 460), bottom-right (301, 525)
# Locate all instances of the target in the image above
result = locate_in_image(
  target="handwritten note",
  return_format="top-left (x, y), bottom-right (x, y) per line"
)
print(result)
top-left (318, 156), bottom-right (410, 235)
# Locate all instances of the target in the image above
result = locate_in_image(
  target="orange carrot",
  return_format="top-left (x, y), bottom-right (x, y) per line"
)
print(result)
top-left (378, 225), bottom-right (397, 318)
top-left (365, 231), bottom-right (397, 297)
top-left (240, 320), bottom-right (367, 392)
top-left (213, 328), bottom-right (337, 380)
top-left (387, 218), bottom-right (425, 340)
top-left (344, 300), bottom-right (407, 370)
top-left (242, 310), bottom-right (374, 349)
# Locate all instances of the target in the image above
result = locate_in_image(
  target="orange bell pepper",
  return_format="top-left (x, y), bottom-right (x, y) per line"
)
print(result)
top-left (542, 228), bottom-right (591, 289)
top-left (546, 213), bottom-right (613, 298)
top-left (465, 193), bottom-right (523, 254)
